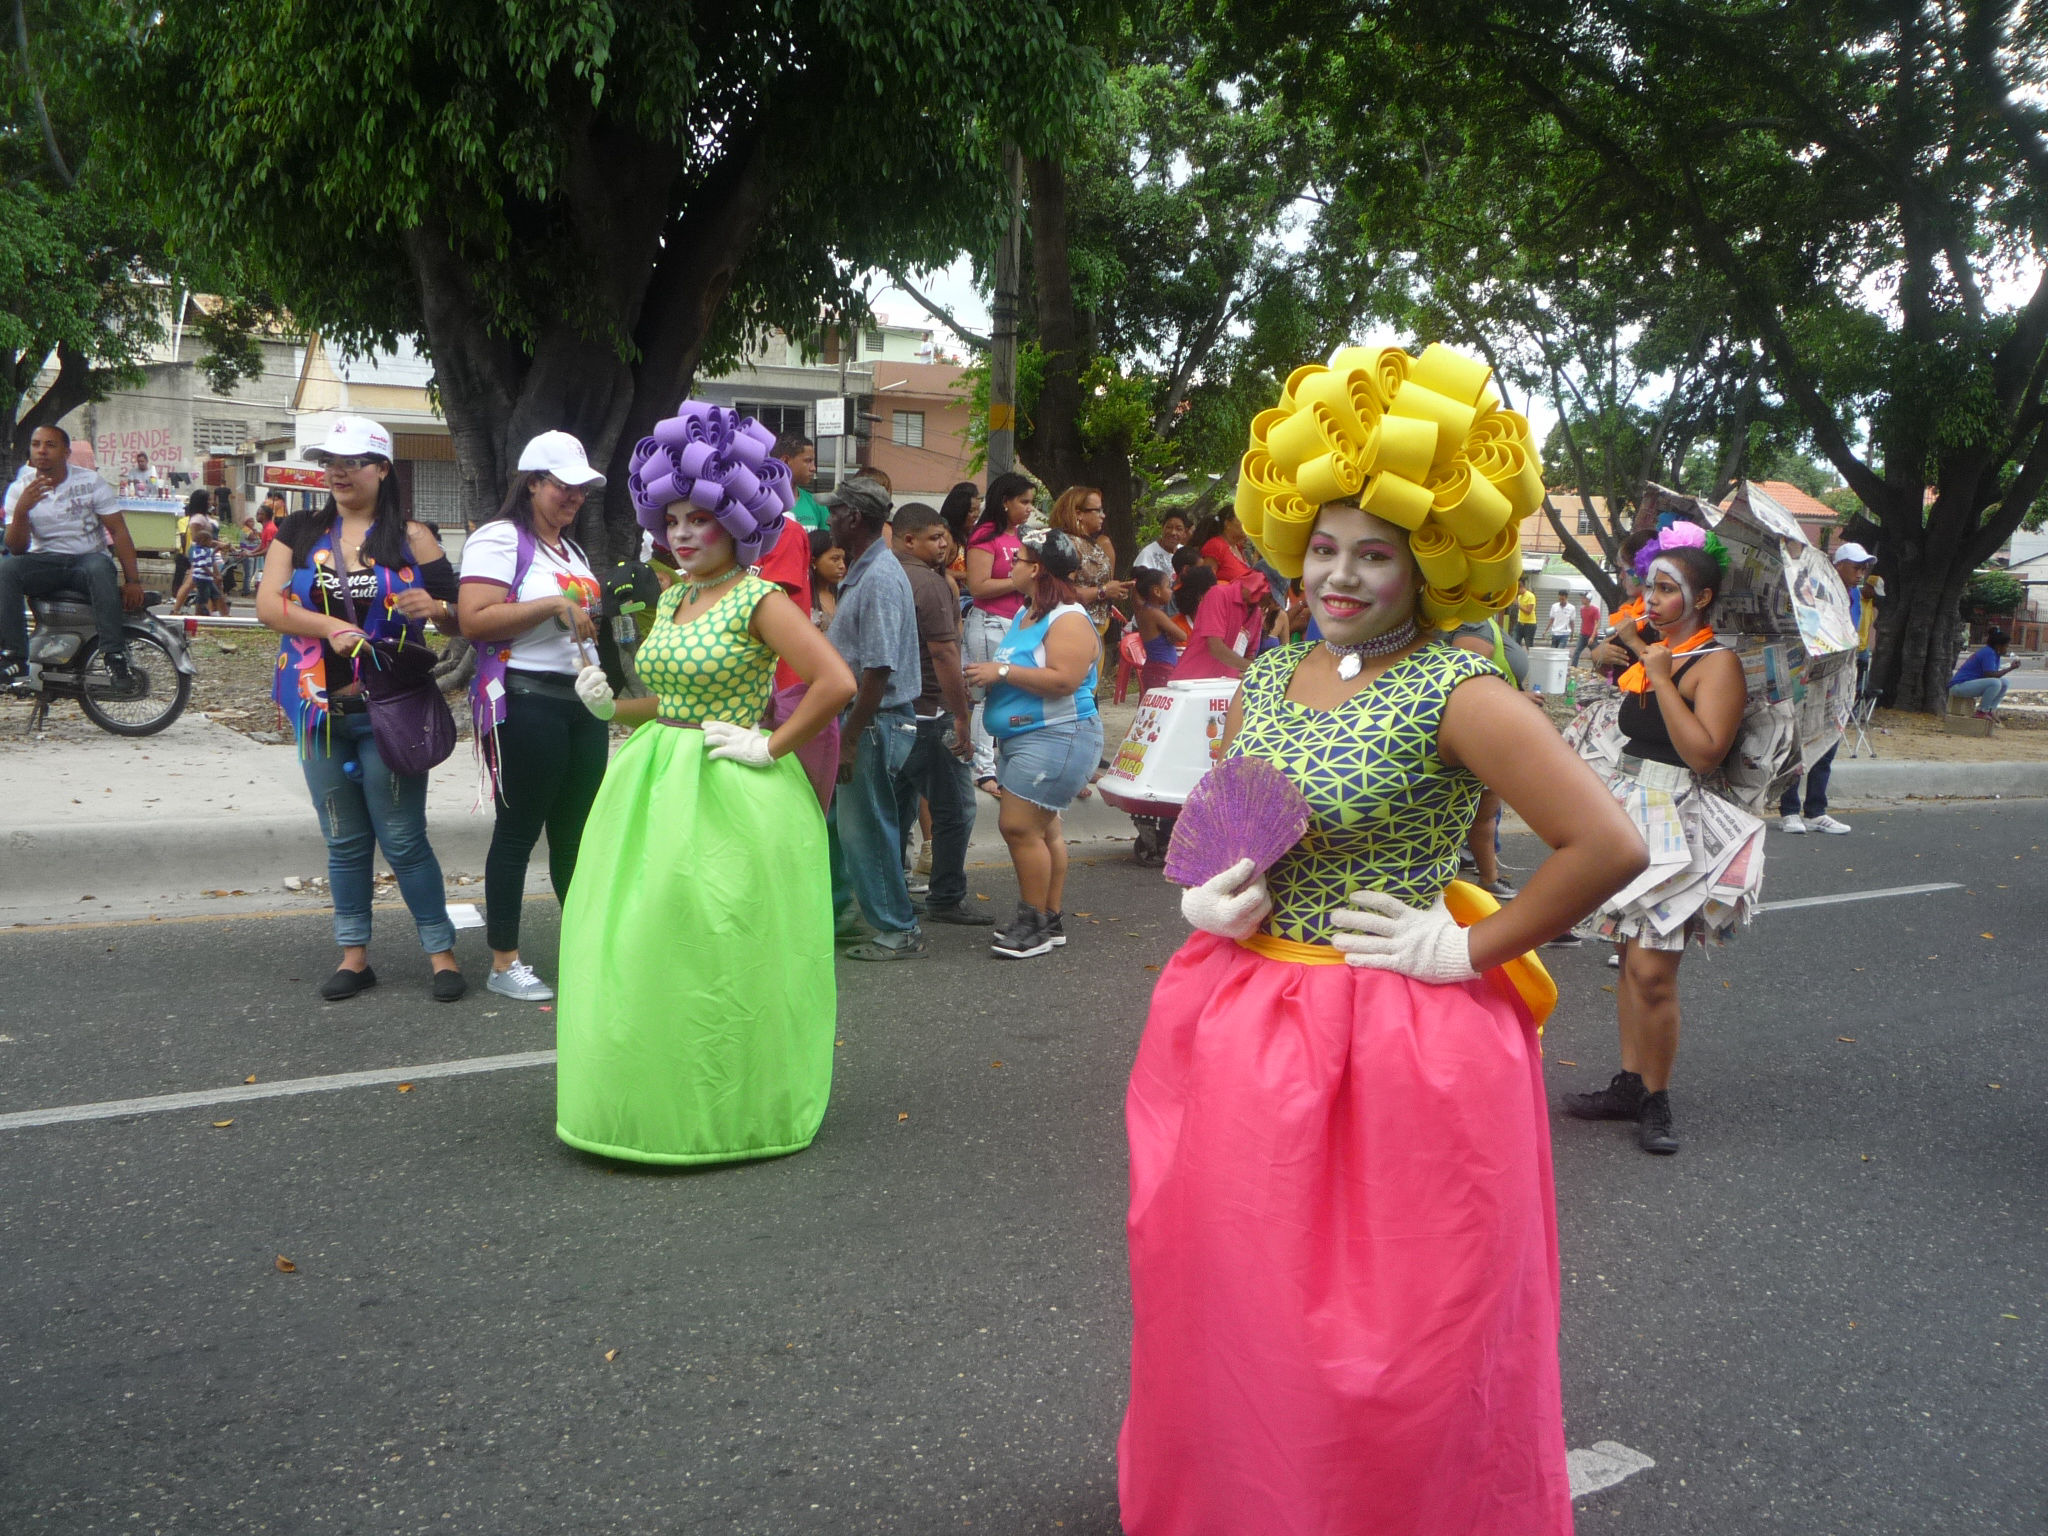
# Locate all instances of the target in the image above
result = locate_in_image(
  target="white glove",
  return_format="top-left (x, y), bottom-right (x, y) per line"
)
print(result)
top-left (1328, 891), bottom-right (1478, 983)
top-left (703, 720), bottom-right (775, 768)
top-left (574, 664), bottom-right (615, 721)
top-left (1180, 857), bottom-right (1273, 940)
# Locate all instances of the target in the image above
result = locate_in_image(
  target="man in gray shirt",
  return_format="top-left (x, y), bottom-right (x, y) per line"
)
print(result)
top-left (823, 478), bottom-right (925, 959)
top-left (2, 424), bottom-right (148, 689)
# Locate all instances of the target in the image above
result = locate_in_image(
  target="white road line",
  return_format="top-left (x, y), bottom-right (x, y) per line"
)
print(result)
top-left (1568, 1441), bottom-right (1655, 1498)
top-left (1760, 880), bottom-right (1963, 913)
top-left (0, 1050), bottom-right (556, 1132)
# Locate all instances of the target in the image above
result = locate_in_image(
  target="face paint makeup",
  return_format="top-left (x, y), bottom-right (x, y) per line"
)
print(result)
top-left (1647, 556), bottom-right (1694, 625)
top-left (665, 506), bottom-right (735, 577)
top-left (1302, 506), bottom-right (1419, 648)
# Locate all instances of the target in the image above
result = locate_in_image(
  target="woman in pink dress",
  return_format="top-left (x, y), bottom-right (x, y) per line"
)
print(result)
top-left (1122, 347), bottom-right (1648, 1536)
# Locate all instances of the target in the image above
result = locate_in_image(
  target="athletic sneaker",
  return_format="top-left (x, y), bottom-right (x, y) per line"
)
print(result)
top-left (1780, 814), bottom-right (1807, 834)
top-left (1637, 1090), bottom-right (1679, 1154)
top-left (1544, 932), bottom-right (1584, 949)
top-left (1807, 814), bottom-right (1852, 834)
top-left (1481, 877), bottom-right (1517, 899)
top-left (1045, 911), bottom-right (1067, 947)
top-left (487, 961), bottom-right (556, 1001)
top-left (1563, 1069), bottom-right (1646, 1121)
top-left (990, 902), bottom-right (1056, 959)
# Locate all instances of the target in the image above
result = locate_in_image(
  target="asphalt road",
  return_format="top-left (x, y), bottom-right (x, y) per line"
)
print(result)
top-left (1, 801), bottom-right (2044, 1534)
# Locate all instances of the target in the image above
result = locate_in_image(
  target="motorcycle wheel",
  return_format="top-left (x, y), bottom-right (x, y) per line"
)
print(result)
top-left (77, 634), bottom-right (193, 736)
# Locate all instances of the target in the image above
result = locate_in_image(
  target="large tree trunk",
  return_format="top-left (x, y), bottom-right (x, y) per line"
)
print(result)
top-left (1025, 152), bottom-right (1137, 570)
top-left (402, 131), bottom-right (777, 569)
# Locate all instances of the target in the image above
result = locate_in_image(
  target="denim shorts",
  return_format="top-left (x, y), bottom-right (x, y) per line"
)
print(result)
top-left (996, 715), bottom-right (1104, 811)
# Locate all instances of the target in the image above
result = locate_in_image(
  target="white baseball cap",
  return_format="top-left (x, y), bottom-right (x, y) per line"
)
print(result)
top-left (305, 414), bottom-right (395, 463)
top-left (1833, 541), bottom-right (1875, 565)
top-left (517, 430), bottom-right (606, 488)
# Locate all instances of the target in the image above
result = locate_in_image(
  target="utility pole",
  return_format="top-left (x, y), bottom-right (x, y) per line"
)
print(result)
top-left (987, 142), bottom-right (1023, 478)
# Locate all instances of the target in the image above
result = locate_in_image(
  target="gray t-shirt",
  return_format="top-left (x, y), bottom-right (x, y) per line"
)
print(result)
top-left (830, 538), bottom-right (923, 711)
top-left (4, 465), bottom-right (119, 557)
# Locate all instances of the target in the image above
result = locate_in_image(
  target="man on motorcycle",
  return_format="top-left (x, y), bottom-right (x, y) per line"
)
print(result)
top-left (1, 425), bottom-right (148, 690)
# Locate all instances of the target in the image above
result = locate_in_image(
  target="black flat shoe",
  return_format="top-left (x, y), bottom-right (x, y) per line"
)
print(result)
top-left (320, 965), bottom-right (377, 1001)
top-left (922, 903), bottom-right (996, 926)
top-left (431, 969), bottom-right (468, 1003)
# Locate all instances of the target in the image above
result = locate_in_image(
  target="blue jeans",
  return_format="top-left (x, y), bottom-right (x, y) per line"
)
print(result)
top-left (894, 714), bottom-right (975, 909)
top-left (1951, 676), bottom-right (2008, 714)
top-left (828, 704), bottom-right (919, 943)
top-left (299, 710), bottom-right (456, 953)
top-left (1780, 742), bottom-right (1838, 819)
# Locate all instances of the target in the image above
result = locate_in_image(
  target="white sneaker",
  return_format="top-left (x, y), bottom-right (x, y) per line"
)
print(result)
top-left (486, 961), bottom-right (556, 1001)
top-left (1781, 815), bottom-right (1807, 834)
top-left (1808, 814), bottom-right (1852, 834)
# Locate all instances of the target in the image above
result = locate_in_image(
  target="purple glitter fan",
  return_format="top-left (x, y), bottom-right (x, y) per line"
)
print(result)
top-left (1162, 755), bottom-right (1311, 889)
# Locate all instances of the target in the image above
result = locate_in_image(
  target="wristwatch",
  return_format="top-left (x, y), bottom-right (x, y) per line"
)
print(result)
top-left (997, 664), bottom-right (1011, 680)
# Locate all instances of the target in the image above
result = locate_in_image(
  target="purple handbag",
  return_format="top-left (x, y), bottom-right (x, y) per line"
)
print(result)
top-left (340, 581), bottom-right (458, 777)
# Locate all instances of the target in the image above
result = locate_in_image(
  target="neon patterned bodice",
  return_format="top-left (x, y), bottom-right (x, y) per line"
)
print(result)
top-left (1231, 640), bottom-right (1494, 943)
top-left (635, 573), bottom-right (778, 726)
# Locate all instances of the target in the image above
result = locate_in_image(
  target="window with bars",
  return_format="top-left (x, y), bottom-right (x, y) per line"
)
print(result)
top-left (1576, 508), bottom-right (1597, 535)
top-left (193, 417), bottom-right (245, 455)
top-left (733, 402), bottom-right (808, 444)
top-left (408, 458), bottom-right (461, 527)
top-left (891, 411), bottom-right (926, 448)
top-left (863, 329), bottom-right (884, 355)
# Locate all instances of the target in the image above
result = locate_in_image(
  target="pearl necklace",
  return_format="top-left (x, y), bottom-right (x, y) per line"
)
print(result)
top-left (682, 566), bottom-right (741, 605)
top-left (1323, 619), bottom-right (1420, 680)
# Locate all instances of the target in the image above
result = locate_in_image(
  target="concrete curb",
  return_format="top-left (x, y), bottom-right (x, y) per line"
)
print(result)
top-left (1826, 758), bottom-right (2048, 803)
top-left (0, 792), bottom-right (1145, 912)
top-left (3, 752), bottom-right (2038, 915)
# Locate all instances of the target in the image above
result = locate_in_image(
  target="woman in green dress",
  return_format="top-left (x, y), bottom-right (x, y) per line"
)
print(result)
top-left (558, 408), bottom-right (855, 1164)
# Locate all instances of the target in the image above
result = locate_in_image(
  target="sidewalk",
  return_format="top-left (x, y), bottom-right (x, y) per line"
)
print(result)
top-left (7, 702), bottom-right (2036, 924)
top-left (0, 711), bottom-right (1143, 920)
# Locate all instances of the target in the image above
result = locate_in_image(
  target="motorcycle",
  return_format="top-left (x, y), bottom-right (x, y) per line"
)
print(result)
top-left (7, 585), bottom-right (195, 736)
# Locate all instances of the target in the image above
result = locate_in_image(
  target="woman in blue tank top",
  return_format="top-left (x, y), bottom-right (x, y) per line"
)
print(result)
top-left (963, 529), bottom-right (1103, 958)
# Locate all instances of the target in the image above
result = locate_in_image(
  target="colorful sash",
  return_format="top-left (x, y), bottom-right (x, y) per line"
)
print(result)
top-left (272, 523), bottom-right (428, 746)
top-left (469, 525), bottom-right (538, 803)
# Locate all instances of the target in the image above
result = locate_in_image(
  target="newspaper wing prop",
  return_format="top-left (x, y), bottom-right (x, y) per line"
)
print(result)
top-left (1567, 482), bottom-right (1857, 817)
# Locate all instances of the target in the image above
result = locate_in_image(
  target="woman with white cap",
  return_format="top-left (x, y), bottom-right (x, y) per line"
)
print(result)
top-left (456, 431), bottom-right (609, 1001)
top-left (256, 414), bottom-right (469, 1003)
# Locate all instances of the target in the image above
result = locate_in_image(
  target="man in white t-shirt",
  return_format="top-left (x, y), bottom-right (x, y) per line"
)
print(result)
top-left (2, 424), bottom-right (147, 687)
top-left (1546, 595), bottom-right (1575, 647)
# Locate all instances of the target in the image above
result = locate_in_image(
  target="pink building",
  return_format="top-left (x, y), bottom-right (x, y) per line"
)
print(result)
top-left (863, 360), bottom-right (977, 503)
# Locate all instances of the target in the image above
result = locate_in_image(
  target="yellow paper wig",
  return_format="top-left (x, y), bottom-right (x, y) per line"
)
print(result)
top-left (1238, 342), bottom-right (1542, 627)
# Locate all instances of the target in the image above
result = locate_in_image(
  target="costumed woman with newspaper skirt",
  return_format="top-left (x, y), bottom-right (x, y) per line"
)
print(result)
top-left (1560, 520), bottom-right (1757, 1154)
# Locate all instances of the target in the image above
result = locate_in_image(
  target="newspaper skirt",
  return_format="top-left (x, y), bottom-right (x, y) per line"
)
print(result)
top-left (1580, 754), bottom-right (1767, 951)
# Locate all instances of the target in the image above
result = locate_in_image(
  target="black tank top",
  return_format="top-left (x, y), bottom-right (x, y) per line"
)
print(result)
top-left (1616, 645), bottom-right (1725, 767)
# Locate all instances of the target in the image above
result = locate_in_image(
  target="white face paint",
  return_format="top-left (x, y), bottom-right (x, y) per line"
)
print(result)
top-left (1645, 556), bottom-right (1705, 631)
top-left (665, 505), bottom-right (736, 579)
top-left (1301, 505), bottom-right (1419, 644)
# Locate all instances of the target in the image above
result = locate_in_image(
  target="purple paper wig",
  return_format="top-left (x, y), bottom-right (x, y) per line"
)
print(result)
top-left (627, 401), bottom-right (796, 566)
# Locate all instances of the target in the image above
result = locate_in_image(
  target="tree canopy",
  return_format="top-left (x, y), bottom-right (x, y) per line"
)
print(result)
top-left (104, 0), bottom-right (1108, 546)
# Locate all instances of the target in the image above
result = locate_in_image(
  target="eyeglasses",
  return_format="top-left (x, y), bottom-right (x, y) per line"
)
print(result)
top-left (323, 455), bottom-right (384, 472)
top-left (541, 473), bottom-right (589, 498)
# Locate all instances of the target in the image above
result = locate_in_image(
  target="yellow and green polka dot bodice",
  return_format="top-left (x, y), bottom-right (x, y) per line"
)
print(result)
top-left (1231, 640), bottom-right (1494, 943)
top-left (635, 573), bottom-right (778, 726)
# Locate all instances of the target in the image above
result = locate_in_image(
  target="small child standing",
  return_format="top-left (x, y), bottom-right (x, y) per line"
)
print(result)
top-left (176, 524), bottom-right (230, 616)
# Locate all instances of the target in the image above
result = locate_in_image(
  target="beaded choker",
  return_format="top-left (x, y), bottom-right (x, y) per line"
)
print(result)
top-left (1323, 619), bottom-right (1420, 680)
